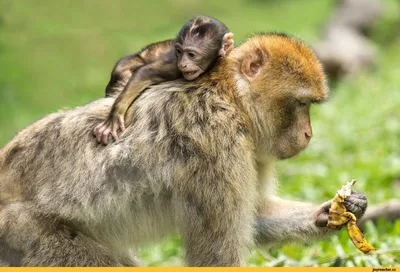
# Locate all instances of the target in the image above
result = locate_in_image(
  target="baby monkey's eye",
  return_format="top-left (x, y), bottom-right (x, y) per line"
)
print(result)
top-left (188, 52), bottom-right (196, 59)
top-left (176, 48), bottom-right (182, 55)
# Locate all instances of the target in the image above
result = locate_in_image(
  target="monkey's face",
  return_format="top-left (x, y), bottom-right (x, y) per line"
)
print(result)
top-left (175, 48), bottom-right (214, 81)
top-left (270, 97), bottom-right (313, 160)
top-left (177, 52), bottom-right (205, 81)
top-left (237, 35), bottom-right (328, 160)
top-left (175, 41), bottom-right (218, 81)
top-left (174, 17), bottom-right (233, 81)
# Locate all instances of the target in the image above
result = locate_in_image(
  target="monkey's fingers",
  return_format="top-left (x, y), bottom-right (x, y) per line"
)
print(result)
top-left (93, 122), bottom-right (104, 137)
top-left (111, 130), bottom-right (119, 143)
top-left (347, 217), bottom-right (375, 254)
top-left (118, 116), bottom-right (126, 132)
top-left (101, 128), bottom-right (112, 145)
top-left (95, 124), bottom-right (108, 143)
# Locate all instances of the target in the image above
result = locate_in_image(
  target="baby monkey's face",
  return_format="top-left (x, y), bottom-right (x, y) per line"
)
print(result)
top-left (175, 41), bottom-right (217, 81)
top-left (175, 32), bottom-right (233, 81)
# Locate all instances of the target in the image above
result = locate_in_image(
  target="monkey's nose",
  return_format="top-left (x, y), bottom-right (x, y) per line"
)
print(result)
top-left (305, 131), bottom-right (312, 141)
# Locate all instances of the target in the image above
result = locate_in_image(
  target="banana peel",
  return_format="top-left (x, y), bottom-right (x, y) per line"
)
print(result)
top-left (327, 179), bottom-right (375, 254)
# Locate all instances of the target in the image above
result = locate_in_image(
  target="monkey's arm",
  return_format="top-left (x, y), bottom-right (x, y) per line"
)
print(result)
top-left (95, 54), bottom-right (180, 145)
top-left (255, 192), bottom-right (367, 246)
top-left (105, 39), bottom-right (174, 97)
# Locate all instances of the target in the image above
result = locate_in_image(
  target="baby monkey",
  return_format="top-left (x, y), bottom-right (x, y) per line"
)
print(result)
top-left (94, 16), bottom-right (234, 144)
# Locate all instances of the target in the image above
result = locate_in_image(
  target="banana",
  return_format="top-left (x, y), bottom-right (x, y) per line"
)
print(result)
top-left (327, 179), bottom-right (375, 254)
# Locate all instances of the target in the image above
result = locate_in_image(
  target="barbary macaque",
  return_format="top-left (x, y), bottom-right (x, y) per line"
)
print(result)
top-left (94, 16), bottom-right (234, 144)
top-left (0, 33), bottom-right (367, 266)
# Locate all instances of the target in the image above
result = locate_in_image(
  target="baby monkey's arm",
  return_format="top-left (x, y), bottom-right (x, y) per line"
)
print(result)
top-left (94, 51), bottom-right (180, 145)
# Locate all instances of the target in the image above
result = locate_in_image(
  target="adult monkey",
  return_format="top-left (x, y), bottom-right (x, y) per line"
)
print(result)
top-left (0, 33), bottom-right (367, 266)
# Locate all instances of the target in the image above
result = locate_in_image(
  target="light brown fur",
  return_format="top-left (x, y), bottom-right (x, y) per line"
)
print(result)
top-left (0, 33), bottom-right (367, 266)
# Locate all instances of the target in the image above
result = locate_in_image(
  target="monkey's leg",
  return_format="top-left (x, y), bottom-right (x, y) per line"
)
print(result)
top-left (105, 39), bottom-right (174, 98)
top-left (182, 210), bottom-right (246, 266)
top-left (105, 54), bottom-right (146, 98)
top-left (180, 189), bottom-right (255, 266)
top-left (24, 224), bottom-right (127, 267)
top-left (0, 203), bottom-right (123, 267)
top-left (0, 238), bottom-right (22, 266)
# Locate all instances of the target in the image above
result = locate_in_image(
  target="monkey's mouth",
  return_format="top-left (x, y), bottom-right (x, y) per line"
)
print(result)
top-left (182, 70), bottom-right (202, 81)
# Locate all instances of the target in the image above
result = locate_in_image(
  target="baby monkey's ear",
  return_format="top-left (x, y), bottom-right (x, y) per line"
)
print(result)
top-left (219, 32), bottom-right (234, 57)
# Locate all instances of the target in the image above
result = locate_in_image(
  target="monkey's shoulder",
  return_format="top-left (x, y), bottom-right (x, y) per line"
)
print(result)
top-left (136, 82), bottom-right (251, 148)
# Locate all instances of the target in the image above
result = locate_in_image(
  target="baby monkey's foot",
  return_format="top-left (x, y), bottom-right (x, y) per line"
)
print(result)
top-left (93, 115), bottom-right (126, 145)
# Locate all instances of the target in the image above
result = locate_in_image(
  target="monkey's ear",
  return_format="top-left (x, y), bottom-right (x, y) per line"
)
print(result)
top-left (241, 48), bottom-right (265, 80)
top-left (219, 32), bottom-right (234, 57)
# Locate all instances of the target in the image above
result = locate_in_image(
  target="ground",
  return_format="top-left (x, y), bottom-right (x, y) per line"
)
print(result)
top-left (0, 0), bottom-right (399, 266)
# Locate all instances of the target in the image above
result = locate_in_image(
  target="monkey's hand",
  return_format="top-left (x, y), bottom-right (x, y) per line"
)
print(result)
top-left (315, 190), bottom-right (367, 228)
top-left (93, 114), bottom-right (126, 145)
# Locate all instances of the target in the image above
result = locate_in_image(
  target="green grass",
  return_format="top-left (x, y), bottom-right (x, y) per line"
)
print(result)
top-left (0, 0), bottom-right (399, 267)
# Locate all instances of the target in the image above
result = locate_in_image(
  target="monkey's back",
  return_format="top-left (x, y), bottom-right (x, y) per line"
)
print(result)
top-left (0, 79), bottom-right (255, 237)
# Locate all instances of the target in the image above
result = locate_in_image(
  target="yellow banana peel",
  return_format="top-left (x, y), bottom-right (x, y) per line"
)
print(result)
top-left (327, 179), bottom-right (375, 254)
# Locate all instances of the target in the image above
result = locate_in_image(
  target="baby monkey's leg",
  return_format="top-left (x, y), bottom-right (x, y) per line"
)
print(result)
top-left (105, 40), bottom-right (174, 98)
top-left (105, 55), bottom-right (145, 98)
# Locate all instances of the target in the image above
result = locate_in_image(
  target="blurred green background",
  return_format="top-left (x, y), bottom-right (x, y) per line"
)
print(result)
top-left (0, 0), bottom-right (399, 267)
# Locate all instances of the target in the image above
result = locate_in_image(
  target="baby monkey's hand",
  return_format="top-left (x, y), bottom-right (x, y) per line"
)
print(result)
top-left (93, 113), bottom-right (126, 145)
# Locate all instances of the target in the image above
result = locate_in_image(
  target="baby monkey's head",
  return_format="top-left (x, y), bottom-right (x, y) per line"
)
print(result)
top-left (175, 16), bottom-right (234, 80)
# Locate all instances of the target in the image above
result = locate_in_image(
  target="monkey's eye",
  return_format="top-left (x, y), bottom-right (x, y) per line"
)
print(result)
top-left (188, 52), bottom-right (196, 59)
top-left (298, 100), bottom-right (308, 107)
top-left (176, 48), bottom-right (182, 55)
